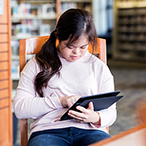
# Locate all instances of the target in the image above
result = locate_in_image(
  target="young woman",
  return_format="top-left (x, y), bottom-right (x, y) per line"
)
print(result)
top-left (13, 9), bottom-right (117, 146)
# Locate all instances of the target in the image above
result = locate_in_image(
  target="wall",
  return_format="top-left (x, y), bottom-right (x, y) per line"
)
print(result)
top-left (0, 0), bottom-right (12, 145)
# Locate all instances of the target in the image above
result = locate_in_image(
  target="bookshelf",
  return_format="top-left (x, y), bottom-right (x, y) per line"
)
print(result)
top-left (113, 0), bottom-right (146, 62)
top-left (60, 0), bottom-right (92, 13)
top-left (11, 0), bottom-right (58, 80)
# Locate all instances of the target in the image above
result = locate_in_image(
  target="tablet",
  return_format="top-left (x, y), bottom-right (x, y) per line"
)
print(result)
top-left (60, 90), bottom-right (123, 121)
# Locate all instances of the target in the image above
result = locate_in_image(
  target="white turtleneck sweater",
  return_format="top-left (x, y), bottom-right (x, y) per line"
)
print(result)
top-left (13, 51), bottom-right (116, 135)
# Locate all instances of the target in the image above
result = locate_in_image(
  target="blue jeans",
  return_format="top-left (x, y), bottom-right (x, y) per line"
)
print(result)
top-left (27, 127), bottom-right (110, 146)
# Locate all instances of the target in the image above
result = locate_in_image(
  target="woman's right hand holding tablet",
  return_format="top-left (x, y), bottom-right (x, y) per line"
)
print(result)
top-left (59, 95), bottom-right (80, 108)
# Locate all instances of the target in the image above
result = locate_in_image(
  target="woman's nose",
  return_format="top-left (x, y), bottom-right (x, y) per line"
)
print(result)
top-left (72, 48), bottom-right (80, 54)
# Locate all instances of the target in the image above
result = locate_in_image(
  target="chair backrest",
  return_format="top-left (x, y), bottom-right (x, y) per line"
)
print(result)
top-left (19, 36), bottom-right (107, 146)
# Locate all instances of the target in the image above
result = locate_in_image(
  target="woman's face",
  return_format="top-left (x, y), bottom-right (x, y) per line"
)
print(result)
top-left (58, 34), bottom-right (89, 62)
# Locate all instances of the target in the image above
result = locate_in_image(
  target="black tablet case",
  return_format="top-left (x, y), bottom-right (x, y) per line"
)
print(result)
top-left (60, 90), bottom-right (123, 121)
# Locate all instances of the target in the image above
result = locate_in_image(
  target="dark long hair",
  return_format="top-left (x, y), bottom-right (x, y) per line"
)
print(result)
top-left (35, 9), bottom-right (98, 97)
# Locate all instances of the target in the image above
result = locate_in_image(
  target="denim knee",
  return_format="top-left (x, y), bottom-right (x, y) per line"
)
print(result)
top-left (27, 134), bottom-right (69, 146)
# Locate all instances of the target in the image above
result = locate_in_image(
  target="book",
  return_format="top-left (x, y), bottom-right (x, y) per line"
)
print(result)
top-left (60, 90), bottom-right (123, 121)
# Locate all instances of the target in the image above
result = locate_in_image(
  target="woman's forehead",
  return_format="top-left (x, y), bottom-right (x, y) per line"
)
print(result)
top-left (65, 33), bottom-right (89, 45)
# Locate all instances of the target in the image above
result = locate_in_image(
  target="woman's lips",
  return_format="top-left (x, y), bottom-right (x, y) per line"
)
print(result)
top-left (70, 56), bottom-right (79, 60)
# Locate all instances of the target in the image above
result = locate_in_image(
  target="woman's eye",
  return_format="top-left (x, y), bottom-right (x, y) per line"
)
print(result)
top-left (68, 46), bottom-right (73, 49)
top-left (81, 46), bottom-right (86, 49)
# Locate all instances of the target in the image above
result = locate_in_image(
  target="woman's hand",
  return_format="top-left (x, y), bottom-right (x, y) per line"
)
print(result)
top-left (68, 102), bottom-right (100, 124)
top-left (59, 95), bottom-right (80, 108)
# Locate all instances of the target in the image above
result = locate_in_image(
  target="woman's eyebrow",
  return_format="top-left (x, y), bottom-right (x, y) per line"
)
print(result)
top-left (69, 43), bottom-right (89, 47)
top-left (81, 43), bottom-right (89, 47)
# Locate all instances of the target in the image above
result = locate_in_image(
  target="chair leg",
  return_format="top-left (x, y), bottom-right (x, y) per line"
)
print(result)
top-left (20, 119), bottom-right (28, 146)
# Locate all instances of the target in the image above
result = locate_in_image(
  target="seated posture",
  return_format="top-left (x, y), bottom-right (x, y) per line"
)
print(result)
top-left (13, 8), bottom-right (117, 146)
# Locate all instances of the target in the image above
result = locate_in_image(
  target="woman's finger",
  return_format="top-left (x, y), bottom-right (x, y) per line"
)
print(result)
top-left (88, 102), bottom-right (94, 111)
top-left (68, 110), bottom-right (87, 120)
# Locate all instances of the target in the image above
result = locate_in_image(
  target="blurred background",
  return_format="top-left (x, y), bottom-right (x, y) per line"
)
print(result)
top-left (10, 0), bottom-right (146, 145)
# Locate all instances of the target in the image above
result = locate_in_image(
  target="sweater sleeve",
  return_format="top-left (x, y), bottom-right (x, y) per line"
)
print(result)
top-left (13, 58), bottom-right (62, 119)
top-left (94, 63), bottom-right (117, 128)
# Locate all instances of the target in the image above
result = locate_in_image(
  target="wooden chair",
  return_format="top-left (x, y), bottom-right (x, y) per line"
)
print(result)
top-left (19, 36), bottom-right (107, 146)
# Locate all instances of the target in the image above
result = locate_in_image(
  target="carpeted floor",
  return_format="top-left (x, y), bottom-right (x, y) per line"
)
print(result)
top-left (13, 66), bottom-right (146, 146)
top-left (109, 67), bottom-right (146, 135)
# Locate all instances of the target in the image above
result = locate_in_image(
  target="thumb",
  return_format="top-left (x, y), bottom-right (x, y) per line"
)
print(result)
top-left (88, 102), bottom-right (94, 111)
